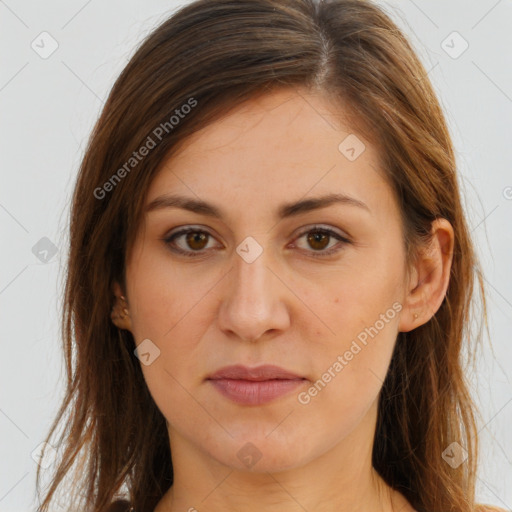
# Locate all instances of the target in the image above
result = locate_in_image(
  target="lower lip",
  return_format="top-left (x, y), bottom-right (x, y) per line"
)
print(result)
top-left (208, 378), bottom-right (306, 405)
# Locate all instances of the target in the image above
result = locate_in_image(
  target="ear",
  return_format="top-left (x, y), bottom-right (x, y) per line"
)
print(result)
top-left (110, 280), bottom-right (133, 332)
top-left (398, 218), bottom-right (454, 333)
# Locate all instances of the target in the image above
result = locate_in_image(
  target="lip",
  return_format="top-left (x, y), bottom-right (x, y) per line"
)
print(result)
top-left (207, 365), bottom-right (306, 405)
top-left (207, 364), bottom-right (304, 381)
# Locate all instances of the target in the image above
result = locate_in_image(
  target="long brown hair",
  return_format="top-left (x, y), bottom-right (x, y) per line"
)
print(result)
top-left (36, 1), bottom-right (496, 511)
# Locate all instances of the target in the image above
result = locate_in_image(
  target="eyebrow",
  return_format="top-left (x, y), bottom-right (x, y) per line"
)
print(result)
top-left (145, 192), bottom-right (371, 219)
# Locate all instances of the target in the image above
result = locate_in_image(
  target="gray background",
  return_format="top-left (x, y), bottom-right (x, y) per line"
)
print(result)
top-left (0, 0), bottom-right (511, 510)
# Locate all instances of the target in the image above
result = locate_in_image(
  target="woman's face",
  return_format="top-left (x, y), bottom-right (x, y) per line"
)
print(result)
top-left (122, 87), bottom-right (413, 472)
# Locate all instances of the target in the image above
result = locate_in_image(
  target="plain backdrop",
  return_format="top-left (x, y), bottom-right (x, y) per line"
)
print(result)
top-left (1, 0), bottom-right (511, 510)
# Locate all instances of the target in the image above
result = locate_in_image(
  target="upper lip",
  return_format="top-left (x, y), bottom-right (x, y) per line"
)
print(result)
top-left (207, 364), bottom-right (305, 381)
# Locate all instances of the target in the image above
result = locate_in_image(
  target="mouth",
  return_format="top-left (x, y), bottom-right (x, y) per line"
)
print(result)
top-left (206, 364), bottom-right (307, 405)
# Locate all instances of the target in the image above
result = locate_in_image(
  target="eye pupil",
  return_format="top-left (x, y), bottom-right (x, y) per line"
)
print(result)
top-left (307, 231), bottom-right (329, 250)
top-left (186, 232), bottom-right (208, 250)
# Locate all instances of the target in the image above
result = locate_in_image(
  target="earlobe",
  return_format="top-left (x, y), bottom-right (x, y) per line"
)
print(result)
top-left (398, 218), bottom-right (454, 333)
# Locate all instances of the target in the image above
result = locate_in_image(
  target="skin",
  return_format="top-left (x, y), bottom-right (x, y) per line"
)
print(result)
top-left (112, 87), bottom-right (454, 512)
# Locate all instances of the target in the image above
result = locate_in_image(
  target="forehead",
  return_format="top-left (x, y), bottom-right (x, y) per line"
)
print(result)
top-left (145, 87), bottom-right (393, 221)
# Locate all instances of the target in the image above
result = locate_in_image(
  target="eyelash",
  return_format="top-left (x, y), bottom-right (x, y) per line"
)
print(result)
top-left (162, 225), bottom-right (351, 259)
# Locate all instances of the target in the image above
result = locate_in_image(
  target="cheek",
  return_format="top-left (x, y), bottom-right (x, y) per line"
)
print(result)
top-left (301, 260), bottom-right (402, 412)
top-left (296, 318), bottom-right (398, 451)
top-left (125, 250), bottom-right (219, 368)
top-left (310, 259), bottom-right (402, 349)
top-left (125, 249), bottom-right (194, 340)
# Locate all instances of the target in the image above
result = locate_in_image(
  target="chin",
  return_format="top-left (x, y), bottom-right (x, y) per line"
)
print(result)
top-left (207, 432), bottom-right (316, 473)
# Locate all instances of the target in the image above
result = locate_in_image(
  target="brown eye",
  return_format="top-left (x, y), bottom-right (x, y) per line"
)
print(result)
top-left (184, 231), bottom-right (209, 250)
top-left (306, 231), bottom-right (331, 251)
top-left (164, 228), bottom-right (218, 257)
top-left (293, 226), bottom-right (351, 258)
top-left (163, 225), bottom-right (351, 259)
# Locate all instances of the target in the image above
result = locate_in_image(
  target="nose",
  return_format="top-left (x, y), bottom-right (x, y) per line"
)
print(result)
top-left (216, 244), bottom-right (291, 343)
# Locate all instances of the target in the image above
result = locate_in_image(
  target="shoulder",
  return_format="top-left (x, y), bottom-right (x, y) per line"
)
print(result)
top-left (104, 499), bottom-right (134, 512)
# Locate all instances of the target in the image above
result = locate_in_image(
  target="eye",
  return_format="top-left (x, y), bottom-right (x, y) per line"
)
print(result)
top-left (292, 225), bottom-right (351, 258)
top-left (162, 225), bottom-right (351, 258)
top-left (162, 227), bottom-right (219, 257)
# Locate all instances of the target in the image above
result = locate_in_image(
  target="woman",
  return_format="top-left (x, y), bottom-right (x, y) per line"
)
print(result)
top-left (35, 0), bottom-right (506, 511)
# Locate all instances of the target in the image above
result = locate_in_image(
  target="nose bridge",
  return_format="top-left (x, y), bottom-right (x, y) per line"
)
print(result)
top-left (217, 238), bottom-right (289, 341)
top-left (230, 242), bottom-right (274, 313)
